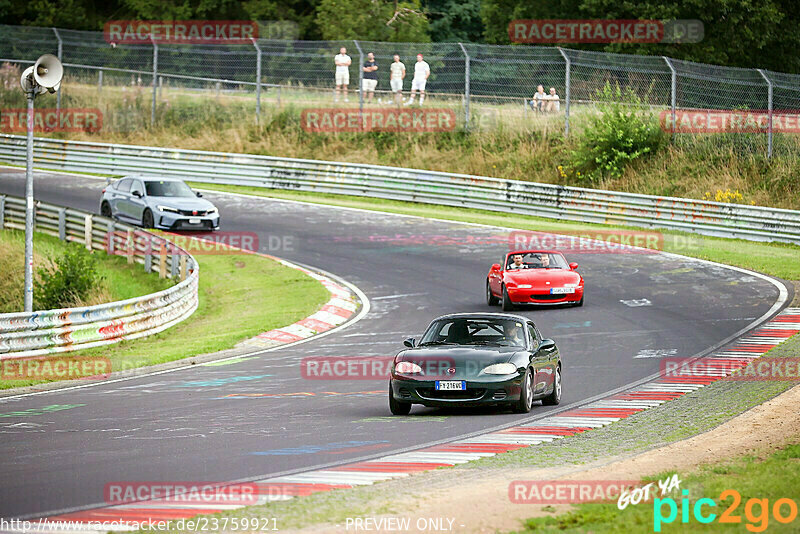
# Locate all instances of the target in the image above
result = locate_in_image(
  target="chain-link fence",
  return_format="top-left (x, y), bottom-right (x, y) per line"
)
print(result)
top-left (1, 23), bottom-right (800, 157)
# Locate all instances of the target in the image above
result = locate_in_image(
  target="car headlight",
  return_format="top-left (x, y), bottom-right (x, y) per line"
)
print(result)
top-left (482, 363), bottom-right (518, 375)
top-left (517, 284), bottom-right (532, 289)
top-left (206, 207), bottom-right (218, 215)
top-left (395, 361), bottom-right (423, 374)
top-left (156, 205), bottom-right (180, 214)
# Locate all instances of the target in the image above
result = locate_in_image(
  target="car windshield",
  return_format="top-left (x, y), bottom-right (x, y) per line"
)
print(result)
top-left (506, 252), bottom-right (568, 270)
top-left (144, 180), bottom-right (195, 197)
top-left (419, 318), bottom-right (527, 348)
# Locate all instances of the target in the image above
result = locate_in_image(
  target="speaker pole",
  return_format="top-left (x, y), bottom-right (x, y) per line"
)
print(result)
top-left (24, 87), bottom-right (35, 312)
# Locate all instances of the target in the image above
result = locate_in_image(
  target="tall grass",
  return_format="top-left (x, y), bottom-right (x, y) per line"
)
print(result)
top-left (3, 79), bottom-right (800, 210)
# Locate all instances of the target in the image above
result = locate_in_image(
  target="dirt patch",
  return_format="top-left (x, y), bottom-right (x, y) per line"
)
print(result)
top-left (294, 383), bottom-right (800, 533)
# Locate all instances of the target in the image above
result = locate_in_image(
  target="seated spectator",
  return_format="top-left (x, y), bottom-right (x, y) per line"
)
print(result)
top-left (529, 85), bottom-right (546, 112)
top-left (544, 87), bottom-right (560, 112)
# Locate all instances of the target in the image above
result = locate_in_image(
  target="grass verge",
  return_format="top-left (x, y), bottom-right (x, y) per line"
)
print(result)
top-left (188, 183), bottom-right (800, 283)
top-left (0, 249), bottom-right (330, 390)
top-left (0, 228), bottom-right (172, 313)
top-left (514, 442), bottom-right (800, 533)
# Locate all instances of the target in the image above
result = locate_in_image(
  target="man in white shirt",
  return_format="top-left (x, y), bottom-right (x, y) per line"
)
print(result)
top-left (390, 54), bottom-right (406, 105)
top-left (545, 87), bottom-right (561, 112)
top-left (405, 54), bottom-right (430, 106)
top-left (530, 85), bottom-right (546, 112)
top-left (334, 47), bottom-right (352, 103)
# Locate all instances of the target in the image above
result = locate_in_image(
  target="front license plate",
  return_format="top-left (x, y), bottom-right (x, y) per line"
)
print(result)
top-left (550, 287), bottom-right (575, 294)
top-left (436, 381), bottom-right (465, 391)
top-left (188, 218), bottom-right (201, 224)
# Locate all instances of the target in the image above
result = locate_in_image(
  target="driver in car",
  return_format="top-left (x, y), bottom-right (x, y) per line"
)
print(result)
top-left (508, 254), bottom-right (527, 269)
top-left (505, 323), bottom-right (526, 346)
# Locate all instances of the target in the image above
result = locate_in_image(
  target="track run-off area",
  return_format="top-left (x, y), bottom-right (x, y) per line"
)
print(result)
top-left (0, 168), bottom-right (791, 521)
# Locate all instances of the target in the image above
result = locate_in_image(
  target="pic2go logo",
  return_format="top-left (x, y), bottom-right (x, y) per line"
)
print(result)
top-left (653, 489), bottom-right (798, 532)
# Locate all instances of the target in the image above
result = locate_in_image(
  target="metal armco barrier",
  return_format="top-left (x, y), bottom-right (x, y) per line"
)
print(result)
top-left (1, 134), bottom-right (799, 245)
top-left (0, 193), bottom-right (199, 358)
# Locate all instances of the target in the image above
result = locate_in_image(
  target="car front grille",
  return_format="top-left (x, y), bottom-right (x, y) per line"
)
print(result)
top-left (416, 388), bottom-right (486, 401)
top-left (531, 293), bottom-right (566, 301)
top-left (178, 209), bottom-right (209, 216)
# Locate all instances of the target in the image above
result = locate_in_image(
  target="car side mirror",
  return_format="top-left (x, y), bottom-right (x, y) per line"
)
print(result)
top-left (538, 339), bottom-right (556, 352)
top-left (569, 262), bottom-right (579, 270)
top-left (132, 190), bottom-right (142, 198)
top-left (491, 263), bottom-right (501, 271)
top-left (403, 337), bottom-right (416, 348)
top-left (196, 192), bottom-right (203, 198)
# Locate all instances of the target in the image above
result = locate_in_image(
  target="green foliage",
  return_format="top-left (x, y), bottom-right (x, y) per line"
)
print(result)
top-left (480, 0), bottom-right (800, 73)
top-left (315, 0), bottom-right (430, 42)
top-left (34, 245), bottom-right (103, 310)
top-left (568, 82), bottom-right (665, 184)
top-left (423, 0), bottom-right (483, 42)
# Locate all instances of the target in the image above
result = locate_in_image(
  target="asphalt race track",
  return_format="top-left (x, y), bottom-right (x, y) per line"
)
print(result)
top-left (0, 168), bottom-right (789, 519)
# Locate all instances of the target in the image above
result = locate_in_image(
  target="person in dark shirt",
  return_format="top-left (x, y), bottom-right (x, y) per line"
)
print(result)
top-left (362, 52), bottom-right (378, 103)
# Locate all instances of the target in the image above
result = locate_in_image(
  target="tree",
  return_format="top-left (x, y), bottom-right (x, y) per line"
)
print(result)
top-left (423, 0), bottom-right (483, 42)
top-left (316, 0), bottom-right (430, 42)
top-left (480, 0), bottom-right (800, 72)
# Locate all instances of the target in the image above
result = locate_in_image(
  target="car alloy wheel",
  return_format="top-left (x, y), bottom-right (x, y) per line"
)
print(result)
top-left (142, 209), bottom-right (154, 229)
top-left (388, 381), bottom-right (411, 415)
top-left (502, 285), bottom-right (514, 311)
top-left (486, 280), bottom-right (499, 306)
top-left (514, 368), bottom-right (534, 413)
top-left (543, 366), bottom-right (561, 406)
top-left (100, 201), bottom-right (112, 218)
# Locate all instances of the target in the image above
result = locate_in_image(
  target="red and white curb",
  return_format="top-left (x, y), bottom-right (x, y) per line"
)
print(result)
top-left (26, 308), bottom-right (800, 532)
top-left (235, 257), bottom-right (359, 349)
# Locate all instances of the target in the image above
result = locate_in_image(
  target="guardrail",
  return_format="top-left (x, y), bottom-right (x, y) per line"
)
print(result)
top-left (1, 134), bottom-right (799, 245)
top-left (0, 194), bottom-right (199, 358)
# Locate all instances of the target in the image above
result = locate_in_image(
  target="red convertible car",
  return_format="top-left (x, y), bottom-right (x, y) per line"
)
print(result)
top-left (487, 250), bottom-right (584, 310)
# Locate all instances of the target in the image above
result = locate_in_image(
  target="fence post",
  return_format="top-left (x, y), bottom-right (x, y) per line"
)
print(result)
top-left (159, 240), bottom-right (167, 278)
top-left (458, 43), bottom-right (470, 131)
top-left (84, 214), bottom-right (92, 250)
top-left (98, 69), bottom-right (103, 94)
top-left (252, 38), bottom-right (262, 122)
top-left (151, 37), bottom-right (158, 126)
top-left (52, 28), bottom-right (62, 117)
top-left (0, 195), bottom-right (5, 229)
top-left (58, 208), bottom-right (66, 240)
top-left (144, 237), bottom-right (153, 272)
top-left (663, 56), bottom-right (677, 135)
top-left (557, 47), bottom-right (571, 137)
top-left (106, 221), bottom-right (114, 255)
top-left (171, 252), bottom-right (178, 278)
top-left (277, 86), bottom-right (281, 107)
top-left (126, 229), bottom-right (134, 264)
top-left (354, 40), bottom-right (364, 124)
top-left (757, 69), bottom-right (773, 158)
top-left (180, 255), bottom-right (187, 281)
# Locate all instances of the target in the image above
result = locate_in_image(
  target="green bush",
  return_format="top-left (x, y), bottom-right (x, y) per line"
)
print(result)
top-left (568, 82), bottom-right (666, 184)
top-left (34, 245), bottom-right (103, 310)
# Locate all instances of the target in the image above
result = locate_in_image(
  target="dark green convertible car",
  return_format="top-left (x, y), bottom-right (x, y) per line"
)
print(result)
top-left (389, 313), bottom-right (562, 415)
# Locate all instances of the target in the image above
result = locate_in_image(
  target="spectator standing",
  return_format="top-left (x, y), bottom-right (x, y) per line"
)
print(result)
top-left (334, 47), bottom-right (352, 102)
top-left (390, 54), bottom-right (406, 105)
top-left (545, 87), bottom-right (560, 112)
top-left (362, 52), bottom-right (378, 103)
top-left (530, 85), bottom-right (546, 112)
top-left (405, 54), bottom-right (430, 106)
